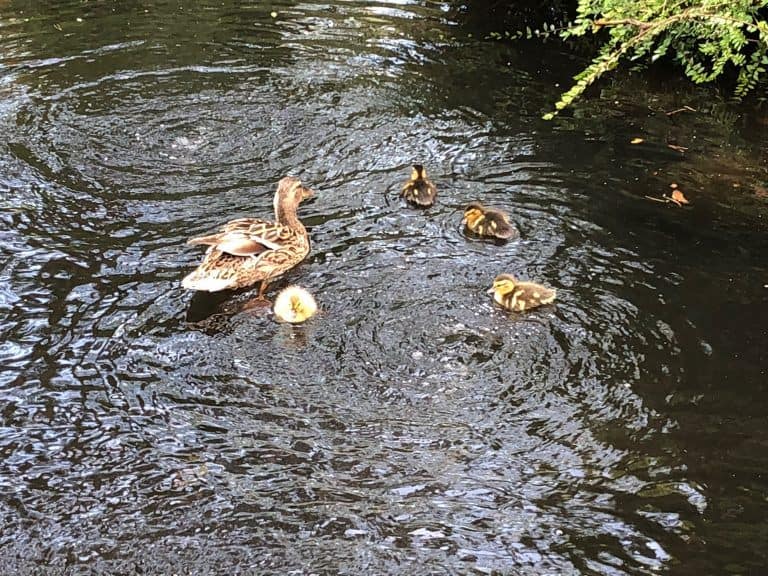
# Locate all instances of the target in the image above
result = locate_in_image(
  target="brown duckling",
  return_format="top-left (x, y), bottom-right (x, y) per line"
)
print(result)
top-left (400, 164), bottom-right (437, 207)
top-left (463, 201), bottom-right (519, 240)
top-left (487, 274), bottom-right (556, 312)
top-left (273, 285), bottom-right (318, 323)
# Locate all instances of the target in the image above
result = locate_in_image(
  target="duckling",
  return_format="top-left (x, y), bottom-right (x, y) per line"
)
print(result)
top-left (487, 274), bottom-right (556, 312)
top-left (400, 164), bottom-right (437, 207)
top-left (273, 285), bottom-right (318, 323)
top-left (463, 201), bottom-right (519, 240)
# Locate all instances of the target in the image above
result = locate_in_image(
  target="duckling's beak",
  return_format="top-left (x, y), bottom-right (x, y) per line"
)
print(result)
top-left (486, 286), bottom-right (495, 294)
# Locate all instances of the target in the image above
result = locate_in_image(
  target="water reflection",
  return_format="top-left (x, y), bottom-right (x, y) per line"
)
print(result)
top-left (1, 0), bottom-right (767, 574)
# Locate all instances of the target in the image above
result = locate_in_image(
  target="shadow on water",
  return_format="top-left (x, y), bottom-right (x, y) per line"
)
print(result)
top-left (0, 0), bottom-right (767, 574)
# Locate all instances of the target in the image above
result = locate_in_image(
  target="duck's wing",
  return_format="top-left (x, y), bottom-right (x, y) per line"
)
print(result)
top-left (187, 218), bottom-right (298, 255)
top-left (183, 210), bottom-right (311, 292)
top-left (518, 283), bottom-right (556, 307)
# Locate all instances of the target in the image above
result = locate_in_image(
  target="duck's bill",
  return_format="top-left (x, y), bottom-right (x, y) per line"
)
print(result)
top-left (486, 286), bottom-right (495, 294)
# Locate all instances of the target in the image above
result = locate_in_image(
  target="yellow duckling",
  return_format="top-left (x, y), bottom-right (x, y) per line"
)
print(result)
top-left (400, 164), bottom-right (437, 207)
top-left (463, 201), bottom-right (519, 240)
top-left (487, 274), bottom-right (556, 312)
top-left (273, 285), bottom-right (318, 323)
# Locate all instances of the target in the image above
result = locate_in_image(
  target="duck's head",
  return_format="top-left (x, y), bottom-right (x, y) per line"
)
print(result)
top-left (487, 273), bottom-right (517, 296)
top-left (410, 164), bottom-right (427, 180)
top-left (463, 201), bottom-right (486, 225)
top-left (275, 176), bottom-right (315, 208)
top-left (273, 285), bottom-right (318, 323)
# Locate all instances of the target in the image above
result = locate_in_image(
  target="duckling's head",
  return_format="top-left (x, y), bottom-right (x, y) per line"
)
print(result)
top-left (273, 285), bottom-right (318, 323)
top-left (463, 201), bottom-right (486, 224)
top-left (487, 273), bottom-right (518, 296)
top-left (411, 164), bottom-right (427, 180)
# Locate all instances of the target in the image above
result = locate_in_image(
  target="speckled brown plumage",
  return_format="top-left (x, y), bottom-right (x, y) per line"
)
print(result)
top-left (488, 274), bottom-right (556, 312)
top-left (182, 177), bottom-right (314, 296)
top-left (400, 164), bottom-right (437, 207)
top-left (463, 201), bottom-right (519, 240)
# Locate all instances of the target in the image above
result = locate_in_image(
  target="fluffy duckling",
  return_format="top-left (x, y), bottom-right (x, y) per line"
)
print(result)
top-left (463, 201), bottom-right (519, 240)
top-left (487, 274), bottom-right (556, 312)
top-left (273, 285), bottom-right (318, 323)
top-left (400, 164), bottom-right (437, 207)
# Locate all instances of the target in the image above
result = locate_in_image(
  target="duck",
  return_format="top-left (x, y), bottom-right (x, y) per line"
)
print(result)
top-left (400, 164), bottom-right (437, 207)
top-left (462, 201), bottom-right (519, 240)
top-left (487, 274), bottom-right (556, 312)
top-left (182, 176), bottom-right (314, 299)
top-left (273, 285), bottom-right (318, 323)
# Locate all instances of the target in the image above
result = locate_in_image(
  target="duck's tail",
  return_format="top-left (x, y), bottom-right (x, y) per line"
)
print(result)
top-left (187, 233), bottom-right (223, 247)
top-left (496, 222), bottom-right (520, 241)
top-left (181, 269), bottom-right (236, 292)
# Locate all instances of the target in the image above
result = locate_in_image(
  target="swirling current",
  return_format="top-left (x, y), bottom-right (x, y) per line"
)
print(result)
top-left (1, 1), bottom-right (767, 574)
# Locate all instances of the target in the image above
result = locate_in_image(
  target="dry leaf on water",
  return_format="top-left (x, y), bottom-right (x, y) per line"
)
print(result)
top-left (670, 189), bottom-right (689, 205)
top-left (645, 184), bottom-right (691, 207)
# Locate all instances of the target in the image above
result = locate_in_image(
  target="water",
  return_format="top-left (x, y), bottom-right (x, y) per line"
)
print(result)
top-left (1, 1), bottom-right (767, 574)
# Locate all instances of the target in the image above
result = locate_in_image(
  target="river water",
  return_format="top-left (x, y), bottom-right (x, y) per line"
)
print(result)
top-left (1, 1), bottom-right (767, 574)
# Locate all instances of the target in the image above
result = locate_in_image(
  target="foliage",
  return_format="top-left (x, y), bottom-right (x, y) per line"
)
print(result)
top-left (524, 0), bottom-right (768, 118)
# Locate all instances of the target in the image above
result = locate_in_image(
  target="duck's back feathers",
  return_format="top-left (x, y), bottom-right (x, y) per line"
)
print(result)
top-left (497, 282), bottom-right (556, 311)
top-left (401, 180), bottom-right (437, 207)
top-left (401, 165), bottom-right (437, 207)
top-left (488, 274), bottom-right (556, 312)
top-left (187, 218), bottom-right (296, 249)
top-left (478, 211), bottom-right (518, 240)
top-left (183, 235), bottom-right (308, 292)
top-left (463, 202), bottom-right (519, 240)
top-left (215, 235), bottom-right (271, 257)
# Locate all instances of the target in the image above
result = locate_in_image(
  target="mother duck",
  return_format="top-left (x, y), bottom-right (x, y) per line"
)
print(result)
top-left (182, 176), bottom-right (314, 299)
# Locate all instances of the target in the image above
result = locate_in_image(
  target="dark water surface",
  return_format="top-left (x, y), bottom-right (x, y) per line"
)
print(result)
top-left (1, 1), bottom-right (767, 574)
